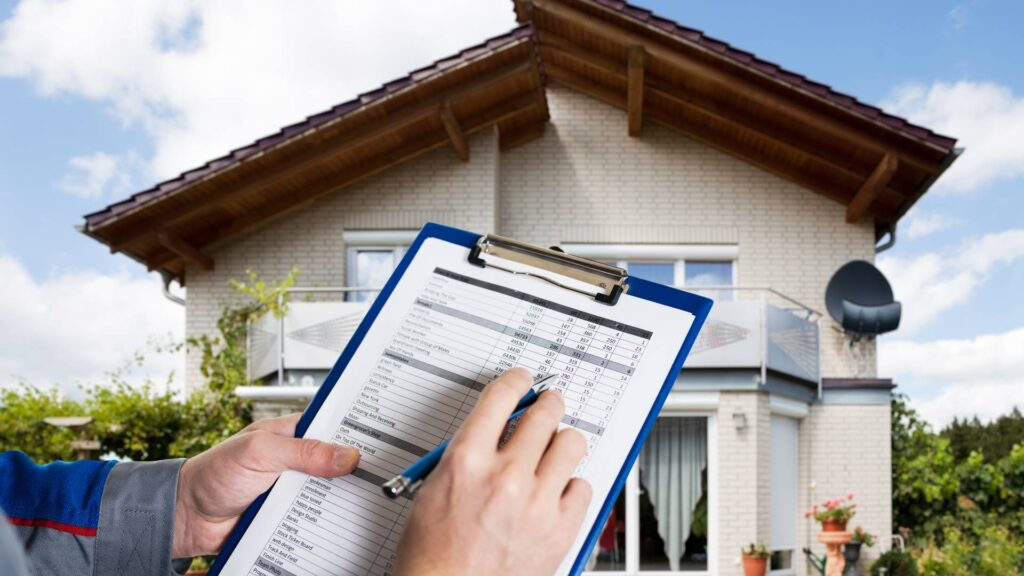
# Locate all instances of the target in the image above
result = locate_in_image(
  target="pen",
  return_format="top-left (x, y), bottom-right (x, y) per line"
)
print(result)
top-left (381, 372), bottom-right (560, 499)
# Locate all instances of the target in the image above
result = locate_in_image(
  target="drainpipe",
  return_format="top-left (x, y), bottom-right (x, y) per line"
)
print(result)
top-left (160, 271), bottom-right (186, 306)
top-left (874, 223), bottom-right (897, 254)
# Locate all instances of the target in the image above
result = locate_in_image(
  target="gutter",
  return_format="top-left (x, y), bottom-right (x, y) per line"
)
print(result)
top-left (876, 147), bottom-right (963, 254)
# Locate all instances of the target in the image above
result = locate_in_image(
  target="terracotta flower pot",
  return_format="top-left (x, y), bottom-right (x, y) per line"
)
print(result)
top-left (742, 555), bottom-right (768, 576)
top-left (821, 519), bottom-right (848, 532)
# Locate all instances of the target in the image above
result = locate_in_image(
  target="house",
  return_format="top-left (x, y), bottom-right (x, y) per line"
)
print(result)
top-left (80, 1), bottom-right (958, 574)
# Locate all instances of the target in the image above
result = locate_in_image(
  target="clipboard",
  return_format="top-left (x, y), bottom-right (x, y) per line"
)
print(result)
top-left (211, 222), bottom-right (712, 576)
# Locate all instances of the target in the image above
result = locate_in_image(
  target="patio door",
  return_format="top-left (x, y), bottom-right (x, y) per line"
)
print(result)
top-left (585, 414), bottom-right (717, 576)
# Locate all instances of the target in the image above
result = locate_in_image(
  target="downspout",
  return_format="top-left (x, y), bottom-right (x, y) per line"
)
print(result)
top-left (876, 147), bottom-right (963, 255)
top-left (160, 271), bottom-right (186, 306)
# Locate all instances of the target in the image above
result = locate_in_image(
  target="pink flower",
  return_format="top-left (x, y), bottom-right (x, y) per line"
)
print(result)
top-left (847, 492), bottom-right (855, 500)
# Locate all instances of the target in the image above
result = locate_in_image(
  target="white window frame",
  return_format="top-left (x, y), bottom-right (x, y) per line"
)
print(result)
top-left (584, 391), bottom-right (719, 576)
top-left (561, 244), bottom-right (738, 288)
top-left (342, 230), bottom-right (417, 291)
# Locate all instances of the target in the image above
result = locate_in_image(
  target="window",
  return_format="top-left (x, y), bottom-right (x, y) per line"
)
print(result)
top-left (589, 416), bottom-right (713, 574)
top-left (769, 416), bottom-right (799, 574)
top-left (343, 230), bottom-right (416, 302)
top-left (561, 244), bottom-right (736, 299)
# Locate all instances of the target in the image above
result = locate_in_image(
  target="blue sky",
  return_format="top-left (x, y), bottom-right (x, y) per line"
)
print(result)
top-left (1, 0), bottom-right (1021, 425)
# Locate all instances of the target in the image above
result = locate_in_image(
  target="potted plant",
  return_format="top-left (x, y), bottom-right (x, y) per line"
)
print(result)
top-left (805, 492), bottom-right (857, 532)
top-left (845, 525), bottom-right (875, 570)
top-left (741, 542), bottom-right (770, 576)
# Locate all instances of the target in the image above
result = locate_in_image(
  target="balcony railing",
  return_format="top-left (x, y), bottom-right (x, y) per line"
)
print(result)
top-left (241, 285), bottom-right (821, 401)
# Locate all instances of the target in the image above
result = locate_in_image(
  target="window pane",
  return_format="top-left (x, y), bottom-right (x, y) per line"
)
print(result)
top-left (590, 489), bottom-right (627, 571)
top-left (684, 261), bottom-right (732, 287)
top-left (350, 250), bottom-right (396, 302)
top-left (639, 417), bottom-right (709, 572)
top-left (627, 262), bottom-right (675, 286)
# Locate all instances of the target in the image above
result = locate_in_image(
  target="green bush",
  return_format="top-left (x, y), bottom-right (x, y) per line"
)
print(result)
top-left (0, 269), bottom-right (297, 463)
top-left (870, 549), bottom-right (918, 576)
top-left (915, 525), bottom-right (1023, 576)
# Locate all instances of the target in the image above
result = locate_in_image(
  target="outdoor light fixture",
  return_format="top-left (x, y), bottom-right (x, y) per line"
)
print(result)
top-left (732, 411), bottom-right (747, 430)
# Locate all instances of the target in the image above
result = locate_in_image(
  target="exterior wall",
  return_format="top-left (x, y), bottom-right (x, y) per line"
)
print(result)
top-left (715, 391), bottom-right (772, 574)
top-left (183, 128), bottom-right (500, 390)
top-left (799, 402), bottom-right (893, 572)
top-left (498, 85), bottom-right (877, 380)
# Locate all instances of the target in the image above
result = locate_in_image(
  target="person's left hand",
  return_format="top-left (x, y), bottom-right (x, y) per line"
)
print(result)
top-left (172, 413), bottom-right (360, 558)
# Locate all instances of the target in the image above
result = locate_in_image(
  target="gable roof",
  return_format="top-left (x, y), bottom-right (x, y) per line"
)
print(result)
top-left (81, 0), bottom-right (958, 283)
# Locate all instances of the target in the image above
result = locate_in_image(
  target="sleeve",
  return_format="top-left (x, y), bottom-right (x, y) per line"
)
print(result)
top-left (0, 451), bottom-right (190, 576)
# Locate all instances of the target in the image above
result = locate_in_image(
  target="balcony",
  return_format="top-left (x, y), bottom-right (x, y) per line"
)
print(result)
top-left (237, 286), bottom-right (822, 404)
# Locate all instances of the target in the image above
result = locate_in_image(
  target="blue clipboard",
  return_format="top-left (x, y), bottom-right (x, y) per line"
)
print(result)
top-left (210, 222), bottom-right (712, 576)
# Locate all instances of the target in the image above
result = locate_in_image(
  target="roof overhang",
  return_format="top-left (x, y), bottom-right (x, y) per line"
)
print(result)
top-left (81, 0), bottom-right (959, 283)
top-left (515, 0), bottom-right (958, 229)
top-left (82, 25), bottom-right (548, 284)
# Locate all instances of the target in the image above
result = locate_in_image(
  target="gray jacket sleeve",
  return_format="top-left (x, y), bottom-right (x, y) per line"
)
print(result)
top-left (4, 458), bottom-right (189, 576)
top-left (94, 459), bottom-right (188, 576)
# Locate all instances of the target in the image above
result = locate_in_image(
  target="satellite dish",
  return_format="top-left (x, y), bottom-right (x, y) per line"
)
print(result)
top-left (825, 260), bottom-right (901, 337)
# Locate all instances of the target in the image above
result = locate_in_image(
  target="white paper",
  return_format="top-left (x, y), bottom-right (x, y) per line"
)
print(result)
top-left (218, 237), bottom-right (694, 576)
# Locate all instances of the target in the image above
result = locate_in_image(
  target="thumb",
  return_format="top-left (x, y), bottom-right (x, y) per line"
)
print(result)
top-left (253, 432), bottom-right (360, 478)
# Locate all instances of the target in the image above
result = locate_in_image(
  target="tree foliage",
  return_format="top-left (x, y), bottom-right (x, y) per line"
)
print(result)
top-left (0, 269), bottom-right (297, 463)
top-left (941, 408), bottom-right (1024, 461)
top-left (890, 394), bottom-right (1024, 573)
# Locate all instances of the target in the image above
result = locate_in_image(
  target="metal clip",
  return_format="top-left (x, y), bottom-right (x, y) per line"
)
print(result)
top-left (468, 234), bottom-right (627, 305)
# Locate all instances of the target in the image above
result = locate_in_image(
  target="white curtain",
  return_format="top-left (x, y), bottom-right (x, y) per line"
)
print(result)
top-left (639, 418), bottom-right (707, 571)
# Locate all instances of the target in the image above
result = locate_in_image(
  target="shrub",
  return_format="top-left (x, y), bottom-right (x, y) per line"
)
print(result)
top-left (870, 549), bottom-right (918, 576)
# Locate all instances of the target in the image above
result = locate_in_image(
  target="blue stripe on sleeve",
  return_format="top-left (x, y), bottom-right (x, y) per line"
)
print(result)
top-left (0, 451), bottom-right (116, 530)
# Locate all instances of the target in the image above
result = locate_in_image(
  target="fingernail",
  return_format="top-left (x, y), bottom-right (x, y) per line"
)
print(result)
top-left (334, 446), bottom-right (359, 470)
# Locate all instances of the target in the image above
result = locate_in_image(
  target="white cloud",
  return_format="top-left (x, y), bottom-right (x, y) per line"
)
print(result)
top-left (56, 151), bottom-right (135, 198)
top-left (883, 80), bottom-right (1024, 193)
top-left (0, 253), bottom-right (183, 394)
top-left (880, 327), bottom-right (1024, 427)
top-left (0, 0), bottom-right (514, 181)
top-left (947, 5), bottom-right (969, 33)
top-left (903, 210), bottom-right (958, 240)
top-left (878, 228), bottom-right (1024, 334)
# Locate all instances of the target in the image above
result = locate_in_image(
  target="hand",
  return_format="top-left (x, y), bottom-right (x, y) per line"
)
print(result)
top-left (395, 368), bottom-right (593, 576)
top-left (172, 413), bottom-right (360, 557)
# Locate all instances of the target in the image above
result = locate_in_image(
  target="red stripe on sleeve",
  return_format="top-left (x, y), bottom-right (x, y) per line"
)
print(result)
top-left (7, 516), bottom-right (97, 537)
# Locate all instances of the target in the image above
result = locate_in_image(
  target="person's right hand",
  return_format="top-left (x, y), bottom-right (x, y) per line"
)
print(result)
top-left (394, 368), bottom-right (592, 576)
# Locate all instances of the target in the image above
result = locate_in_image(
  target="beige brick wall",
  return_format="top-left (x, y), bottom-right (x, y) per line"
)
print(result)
top-left (715, 391), bottom-right (773, 574)
top-left (499, 85), bottom-right (877, 379)
top-left (183, 128), bottom-right (500, 389)
top-left (799, 403), bottom-right (893, 573)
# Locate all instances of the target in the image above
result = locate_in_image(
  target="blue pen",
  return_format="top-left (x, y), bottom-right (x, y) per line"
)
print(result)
top-left (381, 372), bottom-right (560, 499)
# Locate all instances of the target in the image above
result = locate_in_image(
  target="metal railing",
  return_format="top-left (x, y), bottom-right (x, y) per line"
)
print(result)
top-left (246, 284), bottom-right (822, 392)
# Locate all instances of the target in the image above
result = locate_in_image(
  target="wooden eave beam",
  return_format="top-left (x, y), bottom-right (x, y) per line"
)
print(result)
top-left (440, 102), bottom-right (470, 161)
top-left (105, 59), bottom-right (535, 249)
top-left (144, 92), bottom-right (547, 271)
top-left (531, 0), bottom-right (944, 175)
top-left (538, 35), bottom-right (909, 203)
top-left (846, 154), bottom-right (899, 223)
top-left (627, 45), bottom-right (645, 137)
top-left (545, 65), bottom-right (892, 219)
top-left (156, 230), bottom-right (213, 271)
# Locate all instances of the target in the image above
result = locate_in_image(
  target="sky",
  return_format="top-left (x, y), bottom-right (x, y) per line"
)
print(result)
top-left (0, 0), bottom-right (1021, 427)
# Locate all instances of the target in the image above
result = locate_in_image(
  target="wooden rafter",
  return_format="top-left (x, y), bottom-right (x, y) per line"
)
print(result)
top-left (545, 65), bottom-right (895, 219)
top-left (145, 92), bottom-right (546, 270)
top-left (846, 154), bottom-right (899, 223)
top-left (627, 45), bottom-right (645, 137)
top-left (538, 34), bottom-right (909, 205)
top-left (108, 60), bottom-right (534, 249)
top-left (440, 102), bottom-right (470, 161)
top-left (531, 0), bottom-right (942, 175)
top-left (156, 229), bottom-right (214, 271)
